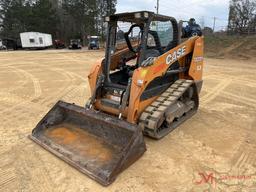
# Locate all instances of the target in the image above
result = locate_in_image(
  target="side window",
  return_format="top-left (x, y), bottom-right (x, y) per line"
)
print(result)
top-left (39, 37), bottom-right (43, 44)
top-left (150, 21), bottom-right (173, 47)
top-left (129, 26), bottom-right (141, 42)
top-left (29, 38), bottom-right (35, 43)
top-left (115, 22), bottom-right (141, 51)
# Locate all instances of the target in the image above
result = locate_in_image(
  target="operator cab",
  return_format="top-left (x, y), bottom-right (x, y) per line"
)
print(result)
top-left (99, 11), bottom-right (180, 108)
top-left (103, 11), bottom-right (179, 88)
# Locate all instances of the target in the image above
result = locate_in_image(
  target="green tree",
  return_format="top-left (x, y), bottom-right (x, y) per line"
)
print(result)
top-left (228, 0), bottom-right (256, 34)
top-left (0, 0), bottom-right (30, 38)
top-left (97, 0), bottom-right (117, 39)
top-left (0, 0), bottom-right (59, 39)
top-left (62, 0), bottom-right (116, 44)
top-left (29, 0), bottom-right (59, 35)
top-left (0, 0), bottom-right (117, 43)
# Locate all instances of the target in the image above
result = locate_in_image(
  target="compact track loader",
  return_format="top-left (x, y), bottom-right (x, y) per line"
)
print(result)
top-left (30, 11), bottom-right (204, 186)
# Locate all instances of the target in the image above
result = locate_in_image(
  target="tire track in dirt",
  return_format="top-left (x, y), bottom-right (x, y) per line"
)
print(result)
top-left (14, 145), bottom-right (55, 192)
top-left (3, 59), bottom-right (88, 106)
top-left (0, 168), bottom-right (16, 191)
top-left (0, 104), bottom-right (43, 148)
top-left (0, 147), bottom-right (17, 191)
top-left (7, 66), bottom-right (42, 98)
top-left (0, 61), bottom-right (88, 191)
top-left (231, 149), bottom-right (256, 174)
top-left (203, 75), bottom-right (256, 174)
top-left (230, 122), bottom-right (256, 175)
top-left (204, 74), bottom-right (256, 87)
top-left (201, 79), bottom-right (232, 106)
top-left (203, 75), bottom-right (256, 108)
top-left (32, 68), bottom-right (75, 105)
top-left (0, 111), bottom-right (55, 191)
top-left (0, 61), bottom-right (87, 147)
top-left (0, 92), bottom-right (26, 105)
top-left (0, 65), bottom-right (44, 153)
top-left (0, 66), bottom-right (29, 92)
top-left (0, 150), bottom-right (16, 191)
top-left (0, 70), bottom-right (42, 118)
top-left (1, 64), bottom-right (78, 110)
top-left (234, 152), bottom-right (248, 169)
top-left (0, 66), bottom-right (31, 106)
top-left (29, 63), bottom-right (87, 107)
top-left (1, 63), bottom-right (42, 103)
top-left (60, 83), bottom-right (87, 104)
top-left (222, 91), bottom-right (256, 108)
top-left (8, 58), bottom-right (90, 191)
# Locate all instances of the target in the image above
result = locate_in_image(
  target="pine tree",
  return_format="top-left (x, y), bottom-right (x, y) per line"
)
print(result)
top-left (0, 0), bottom-right (117, 42)
top-left (0, 0), bottom-right (59, 39)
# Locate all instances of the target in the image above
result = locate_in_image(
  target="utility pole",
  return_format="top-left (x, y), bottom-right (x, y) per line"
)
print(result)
top-left (212, 17), bottom-right (216, 32)
top-left (200, 16), bottom-right (205, 29)
top-left (156, 0), bottom-right (159, 14)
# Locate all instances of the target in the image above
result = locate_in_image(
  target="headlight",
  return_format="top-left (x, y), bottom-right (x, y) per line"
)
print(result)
top-left (105, 16), bottom-right (110, 22)
top-left (144, 12), bottom-right (149, 18)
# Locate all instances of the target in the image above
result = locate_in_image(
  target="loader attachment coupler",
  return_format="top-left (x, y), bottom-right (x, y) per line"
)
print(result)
top-left (30, 101), bottom-right (146, 185)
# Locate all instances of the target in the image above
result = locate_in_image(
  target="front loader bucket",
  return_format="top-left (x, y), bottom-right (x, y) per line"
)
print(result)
top-left (29, 101), bottom-right (146, 186)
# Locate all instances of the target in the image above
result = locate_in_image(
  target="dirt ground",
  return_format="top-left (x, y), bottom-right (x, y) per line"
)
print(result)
top-left (0, 49), bottom-right (256, 192)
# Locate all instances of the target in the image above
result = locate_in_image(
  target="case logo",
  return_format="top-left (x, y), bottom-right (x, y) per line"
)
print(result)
top-left (166, 46), bottom-right (186, 65)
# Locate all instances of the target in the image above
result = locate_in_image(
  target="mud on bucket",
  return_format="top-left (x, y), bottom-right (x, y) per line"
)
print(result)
top-left (30, 101), bottom-right (146, 186)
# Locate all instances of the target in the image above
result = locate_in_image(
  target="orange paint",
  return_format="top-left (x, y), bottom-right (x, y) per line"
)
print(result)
top-left (45, 125), bottom-right (114, 162)
top-left (88, 36), bottom-right (204, 124)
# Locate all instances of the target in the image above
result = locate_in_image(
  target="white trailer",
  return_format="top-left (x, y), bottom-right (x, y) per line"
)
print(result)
top-left (20, 32), bottom-right (52, 49)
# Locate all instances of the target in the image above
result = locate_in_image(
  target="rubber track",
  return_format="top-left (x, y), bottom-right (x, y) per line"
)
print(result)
top-left (139, 79), bottom-right (193, 137)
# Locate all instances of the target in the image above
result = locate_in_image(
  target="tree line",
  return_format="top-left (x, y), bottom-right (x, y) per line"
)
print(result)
top-left (0, 0), bottom-right (117, 43)
top-left (228, 0), bottom-right (256, 35)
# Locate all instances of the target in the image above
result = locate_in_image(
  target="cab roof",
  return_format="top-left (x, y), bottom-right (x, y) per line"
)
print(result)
top-left (108, 11), bottom-right (176, 23)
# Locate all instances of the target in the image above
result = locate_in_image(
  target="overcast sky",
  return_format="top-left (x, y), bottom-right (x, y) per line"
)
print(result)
top-left (116, 0), bottom-right (230, 31)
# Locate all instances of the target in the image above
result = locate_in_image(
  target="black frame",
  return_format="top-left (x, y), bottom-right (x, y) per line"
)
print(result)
top-left (103, 11), bottom-right (179, 88)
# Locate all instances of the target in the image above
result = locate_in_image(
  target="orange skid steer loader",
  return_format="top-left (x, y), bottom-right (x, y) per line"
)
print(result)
top-left (30, 11), bottom-right (204, 186)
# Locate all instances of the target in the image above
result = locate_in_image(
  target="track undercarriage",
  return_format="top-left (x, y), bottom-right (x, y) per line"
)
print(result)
top-left (139, 79), bottom-right (199, 139)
